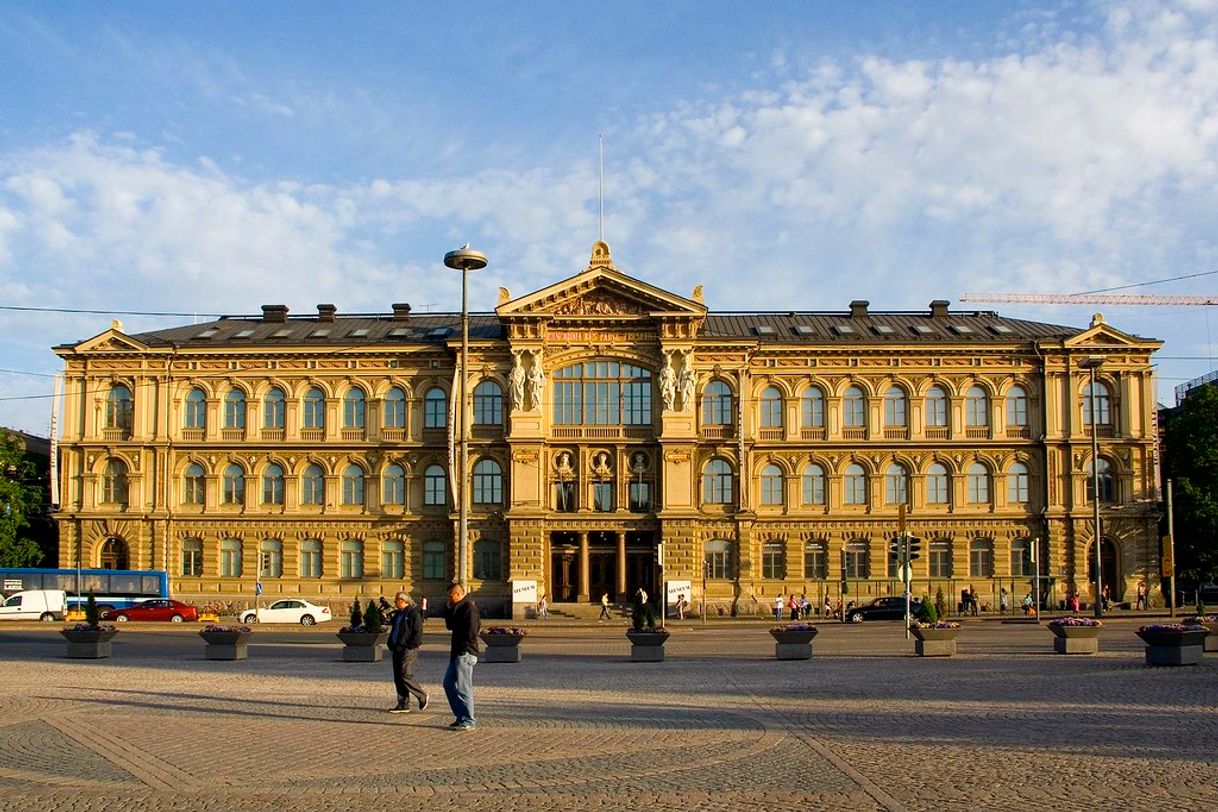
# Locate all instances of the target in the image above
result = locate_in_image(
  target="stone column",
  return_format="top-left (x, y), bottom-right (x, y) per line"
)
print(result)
top-left (578, 531), bottom-right (590, 602)
top-left (616, 531), bottom-right (627, 599)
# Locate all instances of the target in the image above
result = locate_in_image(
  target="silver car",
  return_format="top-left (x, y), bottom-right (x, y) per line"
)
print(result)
top-left (239, 599), bottom-right (332, 626)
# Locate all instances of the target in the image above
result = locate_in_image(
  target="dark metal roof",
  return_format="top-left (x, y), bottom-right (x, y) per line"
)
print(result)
top-left (131, 313), bottom-right (506, 347)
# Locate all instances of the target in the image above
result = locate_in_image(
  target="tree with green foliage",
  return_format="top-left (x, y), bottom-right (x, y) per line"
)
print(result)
top-left (919, 595), bottom-right (938, 623)
top-left (363, 600), bottom-right (383, 634)
top-left (348, 600), bottom-right (363, 630)
top-left (934, 586), bottom-right (948, 620)
top-left (0, 431), bottom-right (43, 568)
top-left (1162, 385), bottom-right (1218, 586)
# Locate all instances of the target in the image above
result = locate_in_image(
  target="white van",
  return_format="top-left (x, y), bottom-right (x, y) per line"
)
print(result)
top-left (0, 589), bottom-right (67, 622)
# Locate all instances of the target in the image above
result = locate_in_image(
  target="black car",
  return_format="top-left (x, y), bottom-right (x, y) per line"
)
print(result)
top-left (847, 596), bottom-right (921, 622)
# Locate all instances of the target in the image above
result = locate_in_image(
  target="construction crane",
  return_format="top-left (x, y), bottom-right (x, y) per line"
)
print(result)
top-left (960, 293), bottom-right (1216, 306)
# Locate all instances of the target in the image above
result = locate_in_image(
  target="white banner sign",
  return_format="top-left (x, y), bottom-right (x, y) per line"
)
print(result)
top-left (666, 579), bottom-right (692, 605)
top-left (511, 579), bottom-right (538, 606)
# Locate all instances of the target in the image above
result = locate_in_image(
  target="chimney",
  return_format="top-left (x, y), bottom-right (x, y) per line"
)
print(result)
top-left (261, 305), bottom-right (288, 323)
top-left (317, 304), bottom-right (337, 322)
top-left (392, 303), bottom-right (412, 321)
top-left (930, 300), bottom-right (950, 318)
top-left (849, 300), bottom-right (869, 318)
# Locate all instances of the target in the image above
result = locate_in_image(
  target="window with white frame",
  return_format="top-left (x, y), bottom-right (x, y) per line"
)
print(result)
top-left (802, 464), bottom-right (826, 505)
top-left (102, 459), bottom-right (129, 504)
top-left (343, 389), bottom-right (366, 428)
top-left (424, 465), bottom-right (447, 506)
top-left (382, 539), bottom-right (405, 579)
top-left (260, 538), bottom-right (283, 578)
top-left (930, 538), bottom-right (953, 578)
top-left (342, 465), bottom-right (365, 505)
top-left (843, 386), bottom-right (866, 428)
top-left (965, 386), bottom-right (989, 427)
top-left (182, 538), bottom-right (203, 576)
top-left (1006, 385), bottom-right (1029, 427)
top-left (303, 387), bottom-right (326, 430)
top-left (424, 388), bottom-right (447, 429)
top-left (969, 538), bottom-right (994, 577)
top-left (760, 464), bottom-right (784, 506)
top-left (884, 387), bottom-right (907, 427)
top-left (926, 463), bottom-right (949, 504)
top-left (222, 464), bottom-right (245, 505)
top-left (106, 385), bottom-right (134, 430)
top-left (703, 539), bottom-right (733, 579)
top-left (220, 538), bottom-right (243, 577)
top-left (701, 380), bottom-right (733, 426)
top-left (382, 464), bottom-right (406, 505)
top-left (224, 389), bottom-right (246, 429)
top-left (301, 464), bottom-right (325, 505)
top-left (1008, 462), bottom-right (1030, 504)
top-left (473, 381), bottom-right (504, 425)
top-left (844, 464), bottom-right (867, 505)
top-left (702, 458), bottom-right (734, 504)
top-left (185, 388), bottom-right (207, 429)
top-left (925, 386), bottom-right (948, 428)
top-left (885, 463), bottom-right (909, 505)
top-left (262, 464), bottom-right (285, 505)
top-left (801, 387), bottom-right (825, 428)
top-left (299, 539), bottom-right (323, 578)
top-left (263, 387), bottom-right (286, 429)
top-left (473, 458), bottom-right (503, 505)
top-left (966, 463), bottom-right (990, 504)
top-left (760, 387), bottom-right (783, 428)
top-left (383, 387), bottom-right (406, 428)
top-left (761, 541), bottom-right (785, 579)
top-left (803, 541), bottom-right (827, 579)
top-left (340, 539), bottom-right (364, 578)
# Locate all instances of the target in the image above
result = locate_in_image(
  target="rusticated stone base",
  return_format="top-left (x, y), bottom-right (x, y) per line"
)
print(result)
top-left (1054, 636), bottom-right (1098, 654)
top-left (775, 642), bottom-right (813, 660)
top-left (1144, 645), bottom-right (1203, 666)
top-left (483, 645), bottom-right (522, 663)
top-left (342, 645), bottom-right (383, 662)
top-left (631, 644), bottom-right (665, 662)
top-left (205, 642), bottom-right (248, 661)
top-left (915, 639), bottom-right (956, 657)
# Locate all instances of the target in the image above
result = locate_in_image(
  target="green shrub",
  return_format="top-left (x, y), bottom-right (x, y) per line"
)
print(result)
top-left (920, 595), bottom-right (938, 623)
top-left (348, 600), bottom-right (363, 629)
top-left (363, 600), bottom-right (383, 634)
top-left (631, 591), bottom-right (656, 630)
top-left (84, 592), bottom-right (100, 627)
top-left (934, 586), bottom-right (948, 620)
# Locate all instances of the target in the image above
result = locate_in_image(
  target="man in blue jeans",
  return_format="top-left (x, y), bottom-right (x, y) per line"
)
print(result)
top-left (442, 582), bottom-right (480, 731)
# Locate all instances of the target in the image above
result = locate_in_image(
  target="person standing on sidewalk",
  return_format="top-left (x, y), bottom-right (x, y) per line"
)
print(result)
top-left (386, 591), bottom-right (427, 714)
top-left (442, 582), bottom-right (480, 731)
top-left (599, 592), bottom-right (612, 622)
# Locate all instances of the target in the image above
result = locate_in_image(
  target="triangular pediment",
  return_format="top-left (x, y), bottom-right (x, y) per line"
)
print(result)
top-left (1062, 315), bottom-right (1162, 350)
top-left (72, 328), bottom-right (151, 353)
top-left (497, 241), bottom-right (707, 319)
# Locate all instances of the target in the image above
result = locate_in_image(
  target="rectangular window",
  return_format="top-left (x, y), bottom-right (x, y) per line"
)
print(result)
top-left (422, 543), bottom-right (446, 580)
top-left (341, 542), bottom-right (364, 579)
top-left (182, 539), bottom-right (203, 577)
top-left (704, 550), bottom-right (731, 580)
top-left (592, 482), bottom-right (613, 512)
top-left (382, 542), bottom-right (404, 580)
top-left (300, 543), bottom-right (323, 578)
top-left (762, 545), bottom-right (784, 579)
top-left (555, 481), bottom-right (576, 512)
top-left (1008, 472), bottom-right (1029, 503)
top-left (926, 474), bottom-right (948, 504)
top-left (803, 546), bottom-right (826, 579)
top-left (628, 481), bottom-right (650, 512)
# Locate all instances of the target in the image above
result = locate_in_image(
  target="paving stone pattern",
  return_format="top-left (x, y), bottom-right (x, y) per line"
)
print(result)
top-left (0, 619), bottom-right (1213, 811)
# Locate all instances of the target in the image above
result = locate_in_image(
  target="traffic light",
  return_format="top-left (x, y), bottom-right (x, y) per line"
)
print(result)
top-left (907, 537), bottom-right (922, 561)
top-left (888, 537), bottom-right (902, 555)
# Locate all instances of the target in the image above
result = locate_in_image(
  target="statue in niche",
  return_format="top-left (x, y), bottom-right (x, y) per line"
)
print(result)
top-left (659, 350), bottom-right (677, 411)
top-left (555, 451), bottom-right (574, 479)
top-left (527, 351), bottom-right (545, 411)
top-left (677, 351), bottom-right (696, 411)
top-left (592, 450), bottom-right (612, 479)
top-left (508, 350), bottom-right (526, 411)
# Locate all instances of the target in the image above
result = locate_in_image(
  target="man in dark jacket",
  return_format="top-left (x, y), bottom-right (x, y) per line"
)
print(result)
top-left (387, 591), bottom-right (428, 714)
top-left (442, 582), bottom-right (480, 730)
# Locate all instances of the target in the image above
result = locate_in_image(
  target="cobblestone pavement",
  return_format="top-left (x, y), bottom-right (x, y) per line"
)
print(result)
top-left (0, 618), bottom-right (1214, 811)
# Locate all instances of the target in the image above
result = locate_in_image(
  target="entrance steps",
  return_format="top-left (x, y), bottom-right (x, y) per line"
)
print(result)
top-left (545, 602), bottom-right (626, 621)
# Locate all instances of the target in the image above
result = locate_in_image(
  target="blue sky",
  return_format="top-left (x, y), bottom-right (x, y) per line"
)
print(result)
top-left (2, 1), bottom-right (1217, 434)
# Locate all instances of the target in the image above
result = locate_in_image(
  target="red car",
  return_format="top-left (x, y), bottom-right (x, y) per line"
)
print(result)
top-left (102, 599), bottom-right (200, 623)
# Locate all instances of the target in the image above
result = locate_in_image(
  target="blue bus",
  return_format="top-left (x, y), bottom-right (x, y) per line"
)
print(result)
top-left (0, 567), bottom-right (169, 612)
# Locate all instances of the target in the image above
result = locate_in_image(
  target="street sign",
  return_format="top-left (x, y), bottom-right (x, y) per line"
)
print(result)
top-left (1161, 536), bottom-right (1174, 575)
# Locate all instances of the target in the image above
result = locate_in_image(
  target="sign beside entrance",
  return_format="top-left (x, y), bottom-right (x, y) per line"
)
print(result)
top-left (510, 580), bottom-right (538, 620)
top-left (666, 579), bottom-right (692, 607)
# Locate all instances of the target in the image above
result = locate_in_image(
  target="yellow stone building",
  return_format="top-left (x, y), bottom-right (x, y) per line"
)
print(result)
top-left (53, 242), bottom-right (1162, 617)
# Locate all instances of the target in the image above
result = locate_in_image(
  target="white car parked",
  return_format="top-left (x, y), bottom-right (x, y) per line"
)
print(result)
top-left (239, 599), bottom-right (331, 626)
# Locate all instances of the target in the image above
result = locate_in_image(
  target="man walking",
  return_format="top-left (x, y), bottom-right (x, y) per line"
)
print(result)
top-left (442, 582), bottom-right (480, 731)
top-left (598, 592), bottom-right (612, 622)
top-left (386, 591), bottom-right (427, 714)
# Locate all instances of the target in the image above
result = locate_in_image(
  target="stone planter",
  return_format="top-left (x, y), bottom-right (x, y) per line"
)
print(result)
top-left (479, 633), bottom-right (525, 663)
top-left (1136, 628), bottom-right (1209, 666)
top-left (200, 630), bottom-right (251, 661)
top-left (1049, 624), bottom-right (1101, 655)
top-left (769, 628), bottom-right (818, 660)
top-left (1190, 622), bottom-right (1218, 652)
top-left (336, 631), bottom-right (389, 662)
top-left (909, 626), bottom-right (960, 657)
top-left (627, 629), bottom-right (669, 662)
top-left (61, 627), bottom-right (118, 659)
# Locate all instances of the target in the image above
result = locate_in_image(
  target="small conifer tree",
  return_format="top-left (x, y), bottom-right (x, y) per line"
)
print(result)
top-left (934, 586), bottom-right (948, 620)
top-left (920, 595), bottom-right (938, 623)
top-left (348, 600), bottom-right (363, 630)
top-left (363, 600), bottom-right (383, 634)
top-left (84, 592), bottom-right (100, 628)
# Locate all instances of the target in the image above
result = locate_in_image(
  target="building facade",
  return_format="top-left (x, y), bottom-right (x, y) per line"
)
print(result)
top-left (54, 243), bottom-right (1163, 616)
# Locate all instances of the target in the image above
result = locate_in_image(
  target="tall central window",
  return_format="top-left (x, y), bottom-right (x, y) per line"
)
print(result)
top-left (553, 361), bottom-right (652, 425)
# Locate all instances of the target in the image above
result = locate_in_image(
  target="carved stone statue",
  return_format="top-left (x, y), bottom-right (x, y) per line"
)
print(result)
top-left (677, 352), bottom-right (696, 411)
top-left (659, 350), bottom-right (677, 411)
top-left (508, 351), bottom-right (526, 411)
top-left (555, 451), bottom-right (574, 479)
top-left (527, 349), bottom-right (545, 411)
top-left (592, 450), bottom-right (612, 479)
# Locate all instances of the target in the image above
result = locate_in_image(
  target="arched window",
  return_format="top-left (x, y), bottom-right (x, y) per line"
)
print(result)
top-left (802, 464), bottom-right (826, 505)
top-left (260, 538), bottom-right (283, 578)
top-left (343, 389), bottom-right (366, 429)
top-left (760, 464), bottom-right (784, 506)
top-left (424, 465), bottom-right (447, 506)
top-left (703, 539), bottom-right (733, 579)
top-left (381, 539), bottom-right (405, 579)
top-left (303, 387), bottom-right (326, 430)
top-left (803, 541), bottom-right (827, 579)
top-left (967, 463), bottom-right (990, 504)
top-left (930, 538), bottom-right (953, 578)
top-left (801, 387), bottom-right (825, 428)
top-left (970, 538), bottom-right (995, 577)
top-left (1008, 462), bottom-right (1030, 504)
top-left (262, 463), bottom-right (285, 505)
top-left (301, 464), bottom-right (325, 505)
top-left (105, 385), bottom-right (134, 430)
top-left (843, 386), bottom-right (866, 428)
top-left (1010, 538), bottom-right (1033, 577)
top-left (342, 464), bottom-right (365, 505)
top-left (184, 388), bottom-right (207, 429)
top-left (382, 464), bottom-right (406, 505)
top-left (843, 539), bottom-right (869, 579)
top-left (701, 380), bottom-right (733, 426)
top-left (965, 386), bottom-right (989, 427)
top-left (263, 387), bottom-right (286, 429)
top-left (340, 539), bottom-right (364, 578)
top-left (220, 538), bottom-right (242, 578)
top-left (1006, 385), bottom-right (1029, 427)
top-left (383, 387), bottom-right (407, 429)
top-left (1083, 381), bottom-right (1112, 425)
top-left (222, 464), bottom-right (245, 504)
top-left (884, 387), bottom-right (907, 427)
top-left (182, 538), bottom-right (203, 576)
top-left (761, 541), bottom-right (785, 579)
top-left (844, 464), bottom-right (867, 505)
top-left (224, 389), bottom-right (246, 429)
top-left (926, 463), bottom-right (950, 504)
top-left (473, 381), bottom-right (504, 425)
top-left (1088, 458), bottom-right (1117, 503)
top-left (102, 459), bottom-right (129, 504)
top-left (99, 537), bottom-right (128, 570)
top-left (760, 386), bottom-right (783, 428)
top-left (472, 458), bottom-right (503, 504)
top-left (473, 538), bottom-right (503, 581)
top-left (424, 388), bottom-right (447, 429)
top-left (422, 539), bottom-right (446, 580)
top-left (925, 386), bottom-right (949, 429)
top-left (552, 361), bottom-right (652, 425)
top-left (702, 459), bottom-right (734, 504)
top-left (885, 464), bottom-right (909, 505)
top-left (299, 539), bottom-right (323, 578)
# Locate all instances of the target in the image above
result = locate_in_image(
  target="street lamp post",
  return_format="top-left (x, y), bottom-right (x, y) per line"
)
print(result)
top-left (444, 245), bottom-right (488, 592)
top-left (1080, 355), bottom-right (1105, 618)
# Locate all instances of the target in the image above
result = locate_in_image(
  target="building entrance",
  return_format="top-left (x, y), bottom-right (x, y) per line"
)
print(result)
top-left (547, 529), bottom-right (657, 603)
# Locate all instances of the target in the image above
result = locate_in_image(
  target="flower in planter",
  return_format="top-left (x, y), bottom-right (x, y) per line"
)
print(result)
top-left (66, 622), bottom-right (115, 632)
top-left (910, 621), bottom-right (961, 629)
top-left (1138, 622), bottom-right (1205, 633)
top-left (203, 624), bottom-right (252, 634)
top-left (626, 627), bottom-right (670, 636)
top-left (482, 626), bottom-right (528, 636)
top-left (1048, 617), bottom-right (1103, 627)
top-left (1184, 615), bottom-right (1217, 624)
top-left (771, 623), bottom-right (818, 633)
